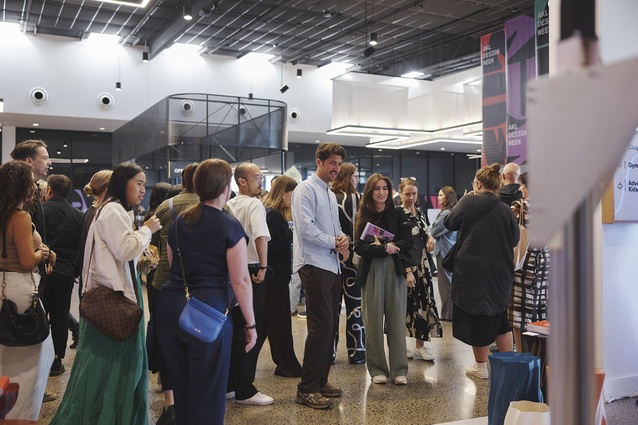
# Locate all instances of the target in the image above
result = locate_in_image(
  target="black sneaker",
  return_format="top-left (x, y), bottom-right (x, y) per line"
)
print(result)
top-left (156, 404), bottom-right (175, 425)
top-left (50, 357), bottom-right (66, 376)
top-left (295, 391), bottom-right (332, 409)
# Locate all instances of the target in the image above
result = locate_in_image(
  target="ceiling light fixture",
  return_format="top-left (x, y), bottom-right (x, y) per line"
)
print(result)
top-left (115, 81), bottom-right (122, 91)
top-left (0, 98), bottom-right (4, 113)
top-left (401, 71), bottom-right (424, 79)
top-left (369, 32), bottom-right (378, 46)
top-left (142, 51), bottom-right (149, 63)
top-left (296, 68), bottom-right (302, 79)
top-left (56, 149), bottom-right (61, 155)
top-left (183, 4), bottom-right (193, 20)
top-left (63, 143), bottom-right (68, 148)
top-left (280, 85), bottom-right (289, 93)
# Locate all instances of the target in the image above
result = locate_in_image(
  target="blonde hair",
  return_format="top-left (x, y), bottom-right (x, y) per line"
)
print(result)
top-left (84, 169), bottom-right (113, 197)
top-left (475, 163), bottom-right (502, 192)
top-left (264, 175), bottom-right (297, 221)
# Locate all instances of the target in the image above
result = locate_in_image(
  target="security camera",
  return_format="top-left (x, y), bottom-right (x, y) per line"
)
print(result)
top-left (97, 93), bottom-right (115, 110)
top-left (30, 87), bottom-right (48, 105)
top-left (239, 105), bottom-right (248, 116)
top-left (180, 100), bottom-right (194, 114)
top-left (288, 108), bottom-right (300, 122)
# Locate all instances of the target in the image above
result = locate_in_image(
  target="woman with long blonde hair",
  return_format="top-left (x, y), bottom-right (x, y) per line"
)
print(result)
top-left (263, 175), bottom-right (303, 376)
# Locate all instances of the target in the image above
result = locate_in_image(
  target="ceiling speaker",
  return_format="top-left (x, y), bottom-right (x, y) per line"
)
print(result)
top-left (97, 93), bottom-right (115, 110)
top-left (180, 100), bottom-right (194, 114)
top-left (288, 108), bottom-right (300, 122)
top-left (30, 87), bottom-right (48, 105)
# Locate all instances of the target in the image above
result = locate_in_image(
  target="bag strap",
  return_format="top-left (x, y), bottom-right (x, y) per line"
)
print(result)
top-left (83, 203), bottom-right (140, 304)
top-left (173, 217), bottom-right (191, 301)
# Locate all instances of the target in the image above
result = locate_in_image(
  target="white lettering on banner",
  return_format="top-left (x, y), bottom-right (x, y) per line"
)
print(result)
top-left (174, 168), bottom-right (184, 174)
top-left (509, 139), bottom-right (522, 146)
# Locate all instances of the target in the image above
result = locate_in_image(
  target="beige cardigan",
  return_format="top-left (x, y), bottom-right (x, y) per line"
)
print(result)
top-left (82, 202), bottom-right (151, 302)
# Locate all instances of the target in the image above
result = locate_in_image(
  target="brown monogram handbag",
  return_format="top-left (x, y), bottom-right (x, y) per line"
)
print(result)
top-left (79, 205), bottom-right (143, 341)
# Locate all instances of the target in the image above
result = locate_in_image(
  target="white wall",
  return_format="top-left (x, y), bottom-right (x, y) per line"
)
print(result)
top-left (599, 0), bottom-right (638, 400)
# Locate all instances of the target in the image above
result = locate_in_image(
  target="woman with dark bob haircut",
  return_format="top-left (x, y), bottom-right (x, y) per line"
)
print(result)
top-left (0, 161), bottom-right (54, 421)
top-left (443, 163), bottom-right (520, 380)
top-left (51, 162), bottom-right (162, 424)
top-left (156, 159), bottom-right (257, 424)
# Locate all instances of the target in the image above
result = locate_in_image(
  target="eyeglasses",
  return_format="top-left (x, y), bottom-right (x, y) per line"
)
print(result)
top-left (243, 175), bottom-right (263, 182)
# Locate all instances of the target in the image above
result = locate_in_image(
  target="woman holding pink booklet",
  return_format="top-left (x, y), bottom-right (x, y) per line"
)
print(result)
top-left (354, 173), bottom-right (412, 386)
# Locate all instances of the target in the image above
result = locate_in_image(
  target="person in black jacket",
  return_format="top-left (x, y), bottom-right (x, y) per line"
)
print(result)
top-left (354, 173), bottom-right (413, 386)
top-left (444, 163), bottom-right (520, 380)
top-left (42, 174), bottom-right (84, 376)
top-left (262, 175), bottom-right (303, 377)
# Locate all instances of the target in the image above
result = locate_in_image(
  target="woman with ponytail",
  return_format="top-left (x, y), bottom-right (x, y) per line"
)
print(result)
top-left (155, 159), bottom-right (257, 425)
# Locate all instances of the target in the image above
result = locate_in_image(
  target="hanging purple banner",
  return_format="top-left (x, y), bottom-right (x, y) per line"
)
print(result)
top-left (481, 30), bottom-right (507, 166)
top-left (505, 15), bottom-right (536, 164)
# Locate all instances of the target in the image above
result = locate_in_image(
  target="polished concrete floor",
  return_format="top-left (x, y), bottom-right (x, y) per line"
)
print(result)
top-left (37, 280), bottom-right (637, 424)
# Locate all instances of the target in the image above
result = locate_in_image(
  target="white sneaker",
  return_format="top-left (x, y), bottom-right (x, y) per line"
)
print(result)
top-left (236, 392), bottom-right (274, 405)
top-left (406, 349), bottom-right (413, 359)
top-left (371, 375), bottom-right (388, 384)
top-left (413, 346), bottom-right (435, 361)
top-left (466, 362), bottom-right (489, 379)
top-left (226, 391), bottom-right (235, 400)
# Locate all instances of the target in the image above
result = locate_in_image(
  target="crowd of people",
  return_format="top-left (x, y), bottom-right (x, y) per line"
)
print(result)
top-left (0, 139), bottom-right (549, 424)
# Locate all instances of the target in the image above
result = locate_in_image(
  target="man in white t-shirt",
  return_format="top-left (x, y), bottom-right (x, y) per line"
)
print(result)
top-left (226, 162), bottom-right (273, 406)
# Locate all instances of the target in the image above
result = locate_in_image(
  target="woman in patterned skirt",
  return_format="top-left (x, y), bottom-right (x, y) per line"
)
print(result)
top-left (398, 178), bottom-right (441, 362)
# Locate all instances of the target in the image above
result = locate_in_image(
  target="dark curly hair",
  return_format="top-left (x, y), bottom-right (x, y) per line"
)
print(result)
top-left (0, 161), bottom-right (37, 231)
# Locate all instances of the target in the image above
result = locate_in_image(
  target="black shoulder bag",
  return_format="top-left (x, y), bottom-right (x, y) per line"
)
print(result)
top-left (0, 224), bottom-right (50, 346)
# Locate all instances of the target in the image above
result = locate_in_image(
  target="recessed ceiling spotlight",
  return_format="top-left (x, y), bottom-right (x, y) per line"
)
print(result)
top-left (56, 149), bottom-right (61, 155)
top-left (440, 148), bottom-right (446, 151)
top-left (99, 127), bottom-right (106, 131)
top-left (63, 143), bottom-right (68, 148)
top-left (32, 123), bottom-right (39, 127)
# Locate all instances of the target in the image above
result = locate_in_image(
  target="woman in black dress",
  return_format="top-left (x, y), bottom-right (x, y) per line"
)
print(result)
top-left (263, 175), bottom-right (303, 377)
top-left (443, 163), bottom-right (520, 380)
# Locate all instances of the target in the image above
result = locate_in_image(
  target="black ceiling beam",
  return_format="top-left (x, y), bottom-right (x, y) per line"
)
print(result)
top-left (149, 0), bottom-right (218, 59)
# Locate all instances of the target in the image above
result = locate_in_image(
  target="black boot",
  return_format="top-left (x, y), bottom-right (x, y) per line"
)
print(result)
top-left (70, 328), bottom-right (79, 349)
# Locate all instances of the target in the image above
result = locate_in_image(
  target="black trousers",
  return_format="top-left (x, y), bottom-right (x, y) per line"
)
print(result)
top-left (227, 267), bottom-right (266, 400)
top-left (156, 286), bottom-right (232, 425)
top-left (264, 268), bottom-right (302, 377)
top-left (41, 274), bottom-right (75, 359)
top-left (297, 265), bottom-right (341, 394)
top-left (146, 279), bottom-right (172, 391)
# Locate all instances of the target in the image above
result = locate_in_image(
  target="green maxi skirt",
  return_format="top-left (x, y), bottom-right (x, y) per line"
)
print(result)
top-left (50, 284), bottom-right (148, 425)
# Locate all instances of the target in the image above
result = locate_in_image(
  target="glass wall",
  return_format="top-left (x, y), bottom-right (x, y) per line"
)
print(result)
top-left (15, 128), bottom-right (480, 213)
top-left (288, 143), bottom-right (480, 210)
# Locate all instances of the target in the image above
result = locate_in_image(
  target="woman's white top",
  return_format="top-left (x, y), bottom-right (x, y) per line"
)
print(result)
top-left (82, 201), bottom-right (152, 302)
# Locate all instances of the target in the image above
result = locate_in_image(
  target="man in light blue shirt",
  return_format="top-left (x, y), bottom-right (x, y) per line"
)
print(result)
top-left (292, 142), bottom-right (350, 410)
